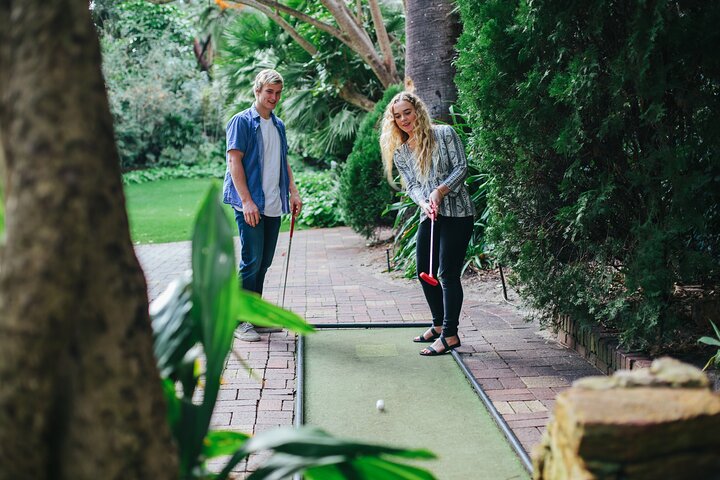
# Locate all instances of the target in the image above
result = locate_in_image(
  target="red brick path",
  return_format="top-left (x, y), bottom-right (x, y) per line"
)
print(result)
top-left (136, 227), bottom-right (601, 477)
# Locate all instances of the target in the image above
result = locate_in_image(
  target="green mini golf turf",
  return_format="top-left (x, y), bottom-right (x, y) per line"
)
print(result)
top-left (304, 328), bottom-right (529, 480)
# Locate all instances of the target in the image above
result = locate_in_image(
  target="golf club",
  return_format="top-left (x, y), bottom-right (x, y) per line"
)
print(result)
top-left (419, 213), bottom-right (439, 286)
top-left (281, 206), bottom-right (297, 308)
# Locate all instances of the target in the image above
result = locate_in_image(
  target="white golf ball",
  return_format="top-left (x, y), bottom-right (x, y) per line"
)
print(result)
top-left (376, 399), bottom-right (385, 411)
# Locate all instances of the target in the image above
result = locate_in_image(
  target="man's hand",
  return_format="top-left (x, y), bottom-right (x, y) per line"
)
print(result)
top-left (243, 199), bottom-right (260, 227)
top-left (290, 189), bottom-right (303, 217)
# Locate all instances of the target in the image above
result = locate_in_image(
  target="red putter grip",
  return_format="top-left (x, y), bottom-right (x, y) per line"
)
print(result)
top-left (289, 206), bottom-right (297, 237)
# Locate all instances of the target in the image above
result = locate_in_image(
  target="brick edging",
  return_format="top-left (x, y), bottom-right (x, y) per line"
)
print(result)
top-left (555, 315), bottom-right (652, 374)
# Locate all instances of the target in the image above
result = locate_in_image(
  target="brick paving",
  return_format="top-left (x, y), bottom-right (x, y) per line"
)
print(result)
top-left (136, 226), bottom-right (602, 477)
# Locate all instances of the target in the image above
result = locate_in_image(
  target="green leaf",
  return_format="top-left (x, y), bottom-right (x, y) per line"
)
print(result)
top-left (161, 378), bottom-right (181, 428)
top-left (150, 272), bottom-right (198, 378)
top-left (235, 290), bottom-right (315, 334)
top-left (202, 430), bottom-right (251, 459)
top-left (240, 427), bottom-right (435, 460)
top-left (244, 453), bottom-right (346, 480)
top-left (351, 456), bottom-right (437, 480)
top-left (698, 337), bottom-right (720, 347)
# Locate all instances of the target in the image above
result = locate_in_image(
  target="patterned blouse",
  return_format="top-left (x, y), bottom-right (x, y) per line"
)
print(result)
top-left (393, 124), bottom-right (476, 221)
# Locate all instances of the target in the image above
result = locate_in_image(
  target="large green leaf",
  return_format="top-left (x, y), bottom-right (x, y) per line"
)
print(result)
top-left (348, 456), bottom-right (436, 480)
top-left (239, 427), bottom-right (435, 459)
top-left (202, 431), bottom-right (251, 459)
top-left (217, 427), bottom-right (436, 479)
top-left (151, 272), bottom-right (198, 378)
top-left (236, 290), bottom-right (315, 334)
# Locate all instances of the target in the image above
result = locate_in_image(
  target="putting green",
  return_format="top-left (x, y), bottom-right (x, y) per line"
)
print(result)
top-left (304, 328), bottom-right (529, 480)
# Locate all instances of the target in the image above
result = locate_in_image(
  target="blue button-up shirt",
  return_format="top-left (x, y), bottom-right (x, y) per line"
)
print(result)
top-left (223, 105), bottom-right (290, 214)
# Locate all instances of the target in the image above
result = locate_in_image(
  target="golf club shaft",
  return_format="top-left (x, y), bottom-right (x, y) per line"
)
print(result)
top-left (428, 214), bottom-right (435, 276)
top-left (281, 212), bottom-right (296, 308)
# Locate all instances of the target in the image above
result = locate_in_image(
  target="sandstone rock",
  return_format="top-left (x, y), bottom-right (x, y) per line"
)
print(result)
top-left (533, 366), bottom-right (720, 479)
top-left (573, 356), bottom-right (710, 390)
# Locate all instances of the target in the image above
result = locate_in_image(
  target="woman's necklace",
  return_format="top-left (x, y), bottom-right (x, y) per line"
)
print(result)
top-left (407, 136), bottom-right (416, 151)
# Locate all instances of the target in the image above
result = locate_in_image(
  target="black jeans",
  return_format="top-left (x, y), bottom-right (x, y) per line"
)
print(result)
top-left (416, 215), bottom-right (474, 338)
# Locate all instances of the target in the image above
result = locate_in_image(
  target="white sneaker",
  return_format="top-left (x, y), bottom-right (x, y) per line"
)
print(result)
top-left (234, 322), bottom-right (260, 342)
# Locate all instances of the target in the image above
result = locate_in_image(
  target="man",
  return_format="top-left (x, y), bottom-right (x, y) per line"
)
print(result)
top-left (223, 69), bottom-right (302, 341)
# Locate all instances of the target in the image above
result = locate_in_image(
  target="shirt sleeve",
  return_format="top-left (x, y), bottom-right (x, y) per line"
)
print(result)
top-left (226, 115), bottom-right (248, 153)
top-left (394, 149), bottom-right (426, 206)
top-left (440, 125), bottom-right (468, 194)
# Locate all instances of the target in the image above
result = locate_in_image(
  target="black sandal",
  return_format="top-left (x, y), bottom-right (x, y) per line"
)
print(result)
top-left (413, 327), bottom-right (441, 343)
top-left (419, 336), bottom-right (461, 356)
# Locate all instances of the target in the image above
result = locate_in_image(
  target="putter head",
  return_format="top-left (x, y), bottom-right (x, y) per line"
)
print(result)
top-left (419, 272), bottom-right (439, 286)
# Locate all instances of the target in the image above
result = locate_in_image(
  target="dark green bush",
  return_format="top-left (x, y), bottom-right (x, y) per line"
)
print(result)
top-left (456, 0), bottom-right (720, 349)
top-left (339, 85), bottom-right (402, 238)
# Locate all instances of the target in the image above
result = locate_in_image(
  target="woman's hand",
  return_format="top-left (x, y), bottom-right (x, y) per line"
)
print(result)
top-left (429, 188), bottom-right (445, 209)
top-left (424, 186), bottom-right (447, 220)
top-left (421, 200), bottom-right (437, 220)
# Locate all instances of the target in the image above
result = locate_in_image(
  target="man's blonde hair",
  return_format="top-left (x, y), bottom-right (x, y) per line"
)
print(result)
top-left (254, 69), bottom-right (284, 95)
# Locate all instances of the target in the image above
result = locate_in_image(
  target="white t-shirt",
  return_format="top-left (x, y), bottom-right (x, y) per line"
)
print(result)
top-left (259, 116), bottom-right (282, 217)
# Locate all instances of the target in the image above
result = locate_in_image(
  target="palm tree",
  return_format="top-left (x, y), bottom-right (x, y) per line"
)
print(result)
top-left (404, 0), bottom-right (461, 122)
top-left (216, 6), bottom-right (403, 164)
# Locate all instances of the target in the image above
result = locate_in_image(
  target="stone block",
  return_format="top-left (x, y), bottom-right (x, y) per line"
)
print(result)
top-left (555, 388), bottom-right (720, 462)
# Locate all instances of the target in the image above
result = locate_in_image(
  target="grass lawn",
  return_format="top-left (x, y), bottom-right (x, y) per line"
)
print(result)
top-left (125, 178), bottom-right (290, 245)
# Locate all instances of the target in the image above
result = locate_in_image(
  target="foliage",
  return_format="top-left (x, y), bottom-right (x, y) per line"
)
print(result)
top-left (123, 161), bottom-right (226, 185)
top-left (699, 321), bottom-right (720, 371)
top-left (99, 0), bottom-right (224, 169)
top-left (215, 4), bottom-right (404, 166)
top-left (455, 0), bottom-right (720, 349)
top-left (294, 169), bottom-right (344, 228)
top-left (150, 183), bottom-right (436, 479)
top-left (339, 85), bottom-right (402, 238)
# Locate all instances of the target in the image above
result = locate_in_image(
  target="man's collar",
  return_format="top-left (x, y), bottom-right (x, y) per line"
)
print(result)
top-left (250, 103), bottom-right (276, 123)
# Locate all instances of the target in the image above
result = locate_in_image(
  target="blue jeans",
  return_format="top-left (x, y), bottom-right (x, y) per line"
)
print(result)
top-left (234, 211), bottom-right (281, 295)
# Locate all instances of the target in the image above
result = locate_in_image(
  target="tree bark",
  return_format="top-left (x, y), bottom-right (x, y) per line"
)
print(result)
top-left (404, 0), bottom-right (461, 122)
top-left (0, 2), bottom-right (177, 479)
top-left (368, 0), bottom-right (397, 80)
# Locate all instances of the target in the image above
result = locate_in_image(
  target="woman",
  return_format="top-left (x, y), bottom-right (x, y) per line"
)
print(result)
top-left (380, 91), bottom-right (475, 356)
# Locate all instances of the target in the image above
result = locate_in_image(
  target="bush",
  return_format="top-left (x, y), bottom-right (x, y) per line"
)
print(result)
top-left (456, 0), bottom-right (720, 349)
top-left (293, 169), bottom-right (344, 229)
top-left (123, 160), bottom-right (225, 185)
top-left (339, 85), bottom-right (402, 238)
top-left (100, 0), bottom-right (224, 170)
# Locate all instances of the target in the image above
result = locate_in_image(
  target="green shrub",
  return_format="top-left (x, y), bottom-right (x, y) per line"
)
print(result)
top-left (100, 0), bottom-right (224, 170)
top-left (123, 161), bottom-right (225, 185)
top-left (456, 0), bottom-right (720, 349)
top-left (294, 169), bottom-right (344, 229)
top-left (339, 85), bottom-right (402, 238)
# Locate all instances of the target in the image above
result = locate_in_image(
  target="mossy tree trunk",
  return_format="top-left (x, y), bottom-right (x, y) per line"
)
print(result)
top-left (0, 2), bottom-right (177, 479)
top-left (404, 0), bottom-right (461, 122)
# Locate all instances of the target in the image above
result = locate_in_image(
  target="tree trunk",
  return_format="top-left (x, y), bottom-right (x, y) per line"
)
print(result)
top-left (0, 2), bottom-right (177, 479)
top-left (404, 0), bottom-right (461, 122)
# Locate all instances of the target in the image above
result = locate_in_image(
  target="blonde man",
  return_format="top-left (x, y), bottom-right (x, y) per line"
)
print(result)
top-left (223, 69), bottom-right (302, 341)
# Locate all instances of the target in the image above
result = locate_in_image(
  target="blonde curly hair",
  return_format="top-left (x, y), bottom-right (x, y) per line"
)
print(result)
top-left (379, 91), bottom-right (436, 187)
